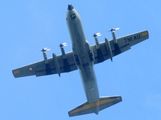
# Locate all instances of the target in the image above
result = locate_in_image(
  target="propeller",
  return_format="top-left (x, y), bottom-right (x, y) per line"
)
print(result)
top-left (60, 42), bottom-right (68, 48)
top-left (110, 28), bottom-right (120, 32)
top-left (41, 47), bottom-right (50, 53)
top-left (93, 32), bottom-right (101, 38)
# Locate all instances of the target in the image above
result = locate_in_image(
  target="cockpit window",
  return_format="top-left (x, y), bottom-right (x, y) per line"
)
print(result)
top-left (71, 14), bottom-right (76, 19)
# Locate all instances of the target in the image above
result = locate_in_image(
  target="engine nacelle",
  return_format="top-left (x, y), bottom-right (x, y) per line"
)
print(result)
top-left (41, 48), bottom-right (50, 64)
top-left (93, 32), bottom-right (101, 49)
top-left (59, 43), bottom-right (71, 72)
top-left (112, 31), bottom-right (117, 44)
top-left (110, 28), bottom-right (120, 43)
top-left (60, 43), bottom-right (67, 59)
top-left (41, 48), bottom-right (53, 75)
top-left (110, 28), bottom-right (121, 55)
top-left (93, 32), bottom-right (105, 63)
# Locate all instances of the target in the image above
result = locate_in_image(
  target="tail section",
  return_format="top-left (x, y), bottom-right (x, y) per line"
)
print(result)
top-left (68, 96), bottom-right (122, 117)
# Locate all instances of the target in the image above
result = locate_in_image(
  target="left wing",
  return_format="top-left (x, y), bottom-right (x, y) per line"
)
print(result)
top-left (91, 30), bottom-right (149, 64)
top-left (12, 51), bottom-right (77, 78)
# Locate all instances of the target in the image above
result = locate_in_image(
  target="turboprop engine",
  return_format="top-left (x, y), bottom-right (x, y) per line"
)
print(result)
top-left (110, 28), bottom-right (121, 55)
top-left (93, 32), bottom-right (104, 63)
top-left (93, 32), bottom-right (113, 62)
top-left (41, 47), bottom-right (52, 75)
top-left (59, 42), bottom-right (71, 73)
top-left (41, 47), bottom-right (50, 64)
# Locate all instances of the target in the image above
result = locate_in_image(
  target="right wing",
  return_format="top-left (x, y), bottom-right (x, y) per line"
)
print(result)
top-left (12, 51), bottom-right (77, 78)
top-left (91, 30), bottom-right (149, 64)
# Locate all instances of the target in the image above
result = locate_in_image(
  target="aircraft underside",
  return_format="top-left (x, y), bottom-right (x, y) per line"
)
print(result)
top-left (12, 4), bottom-right (149, 117)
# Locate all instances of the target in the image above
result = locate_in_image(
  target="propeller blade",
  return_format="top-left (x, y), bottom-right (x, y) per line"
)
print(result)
top-left (41, 47), bottom-right (50, 52)
top-left (60, 42), bottom-right (68, 48)
top-left (110, 28), bottom-right (120, 32)
top-left (93, 32), bottom-right (101, 37)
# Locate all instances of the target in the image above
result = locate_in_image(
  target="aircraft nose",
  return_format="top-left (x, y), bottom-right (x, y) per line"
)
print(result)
top-left (68, 4), bottom-right (74, 10)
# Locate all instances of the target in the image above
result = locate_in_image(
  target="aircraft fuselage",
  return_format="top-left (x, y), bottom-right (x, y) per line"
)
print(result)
top-left (66, 5), bottom-right (99, 103)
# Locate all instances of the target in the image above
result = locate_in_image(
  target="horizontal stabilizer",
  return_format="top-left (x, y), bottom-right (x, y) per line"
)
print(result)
top-left (68, 96), bottom-right (122, 117)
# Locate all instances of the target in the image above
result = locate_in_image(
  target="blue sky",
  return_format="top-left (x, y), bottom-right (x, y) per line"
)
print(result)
top-left (1, 0), bottom-right (161, 120)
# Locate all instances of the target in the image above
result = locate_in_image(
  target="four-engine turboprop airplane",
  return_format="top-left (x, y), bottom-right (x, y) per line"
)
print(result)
top-left (12, 4), bottom-right (149, 117)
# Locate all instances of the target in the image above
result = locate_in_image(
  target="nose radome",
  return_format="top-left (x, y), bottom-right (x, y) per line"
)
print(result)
top-left (68, 4), bottom-right (74, 10)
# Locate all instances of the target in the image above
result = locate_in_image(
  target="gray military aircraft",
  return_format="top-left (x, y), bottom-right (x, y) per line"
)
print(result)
top-left (12, 4), bottom-right (149, 117)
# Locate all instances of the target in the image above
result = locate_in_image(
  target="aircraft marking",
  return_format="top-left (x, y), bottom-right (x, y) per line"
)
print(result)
top-left (71, 14), bottom-right (76, 19)
top-left (29, 67), bottom-right (33, 71)
top-left (124, 34), bottom-right (141, 43)
top-left (13, 70), bottom-right (20, 75)
top-left (142, 31), bottom-right (148, 37)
